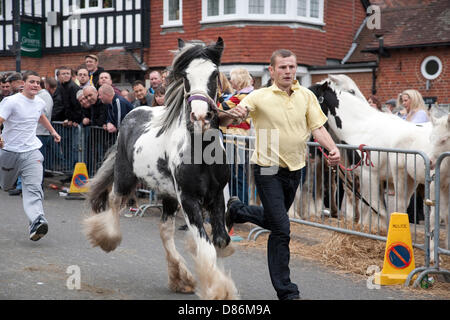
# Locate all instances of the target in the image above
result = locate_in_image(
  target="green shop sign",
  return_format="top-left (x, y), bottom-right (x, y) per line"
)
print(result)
top-left (20, 22), bottom-right (42, 58)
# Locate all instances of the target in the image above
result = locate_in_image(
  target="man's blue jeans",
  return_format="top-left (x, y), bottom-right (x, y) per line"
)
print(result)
top-left (229, 164), bottom-right (305, 300)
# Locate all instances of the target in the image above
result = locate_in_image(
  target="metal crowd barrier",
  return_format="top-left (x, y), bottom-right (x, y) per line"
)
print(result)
top-left (223, 135), bottom-right (450, 287)
top-left (409, 152), bottom-right (450, 286)
top-left (43, 122), bottom-right (160, 215)
top-left (43, 126), bottom-right (449, 284)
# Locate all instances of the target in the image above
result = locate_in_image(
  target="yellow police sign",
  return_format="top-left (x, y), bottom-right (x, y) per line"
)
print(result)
top-left (375, 212), bottom-right (415, 285)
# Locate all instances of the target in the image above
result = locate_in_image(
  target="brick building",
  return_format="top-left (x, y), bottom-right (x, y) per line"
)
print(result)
top-left (0, 0), bottom-right (448, 108)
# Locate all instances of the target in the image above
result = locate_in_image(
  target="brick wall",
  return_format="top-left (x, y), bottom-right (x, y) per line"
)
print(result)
top-left (147, 0), bottom-right (365, 68)
top-left (0, 52), bottom-right (88, 78)
top-left (307, 46), bottom-right (450, 106)
top-left (375, 47), bottom-right (450, 105)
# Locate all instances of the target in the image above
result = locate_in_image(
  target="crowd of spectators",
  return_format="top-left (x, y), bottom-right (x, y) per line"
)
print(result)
top-left (0, 54), bottom-right (168, 191)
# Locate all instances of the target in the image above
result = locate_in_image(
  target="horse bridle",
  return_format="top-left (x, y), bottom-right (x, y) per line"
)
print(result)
top-left (185, 89), bottom-right (246, 123)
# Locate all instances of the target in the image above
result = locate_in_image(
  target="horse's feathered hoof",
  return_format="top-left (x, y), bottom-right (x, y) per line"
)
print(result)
top-left (83, 212), bottom-right (122, 252)
top-left (215, 242), bottom-right (235, 258)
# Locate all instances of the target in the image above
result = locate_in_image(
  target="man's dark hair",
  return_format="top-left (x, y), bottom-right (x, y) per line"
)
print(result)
top-left (22, 70), bottom-right (39, 82)
top-left (6, 72), bottom-right (22, 83)
top-left (270, 49), bottom-right (297, 67)
top-left (132, 80), bottom-right (146, 88)
top-left (77, 64), bottom-right (88, 73)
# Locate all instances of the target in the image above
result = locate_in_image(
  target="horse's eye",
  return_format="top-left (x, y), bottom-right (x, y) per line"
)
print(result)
top-left (348, 89), bottom-right (355, 95)
top-left (318, 96), bottom-right (324, 104)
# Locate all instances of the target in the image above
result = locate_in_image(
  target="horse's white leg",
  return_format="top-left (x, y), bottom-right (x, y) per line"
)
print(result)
top-left (83, 187), bottom-right (122, 252)
top-left (430, 177), bottom-right (449, 264)
top-left (160, 215), bottom-right (196, 293)
top-left (359, 170), bottom-right (387, 233)
top-left (186, 225), bottom-right (239, 300)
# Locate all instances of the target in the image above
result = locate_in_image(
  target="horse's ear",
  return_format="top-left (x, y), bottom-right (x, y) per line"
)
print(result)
top-left (215, 37), bottom-right (224, 55)
top-left (320, 81), bottom-right (329, 92)
top-left (178, 38), bottom-right (185, 49)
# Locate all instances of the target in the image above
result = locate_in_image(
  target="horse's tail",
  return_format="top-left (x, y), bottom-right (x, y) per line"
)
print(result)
top-left (84, 143), bottom-right (122, 252)
top-left (88, 143), bottom-right (117, 213)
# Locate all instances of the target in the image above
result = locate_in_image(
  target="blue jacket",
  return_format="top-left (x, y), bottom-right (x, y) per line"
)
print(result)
top-left (107, 94), bottom-right (134, 129)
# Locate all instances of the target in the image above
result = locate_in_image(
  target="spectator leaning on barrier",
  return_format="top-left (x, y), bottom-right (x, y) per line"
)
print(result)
top-left (132, 80), bottom-right (154, 107)
top-left (0, 70), bottom-right (61, 241)
top-left (220, 49), bottom-right (340, 300)
top-left (85, 54), bottom-right (105, 89)
top-left (99, 84), bottom-right (134, 133)
top-left (81, 86), bottom-right (107, 128)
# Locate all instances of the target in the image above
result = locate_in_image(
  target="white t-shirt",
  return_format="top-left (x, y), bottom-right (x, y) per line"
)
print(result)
top-left (0, 93), bottom-right (45, 152)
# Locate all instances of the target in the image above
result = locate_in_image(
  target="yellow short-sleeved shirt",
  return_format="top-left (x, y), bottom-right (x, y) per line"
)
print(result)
top-left (240, 80), bottom-right (327, 171)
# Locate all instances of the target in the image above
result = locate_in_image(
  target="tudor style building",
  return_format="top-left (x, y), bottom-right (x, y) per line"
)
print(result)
top-left (0, 0), bottom-right (448, 109)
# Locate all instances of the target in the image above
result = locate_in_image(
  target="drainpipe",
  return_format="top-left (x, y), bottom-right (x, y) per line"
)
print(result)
top-left (13, 1), bottom-right (21, 72)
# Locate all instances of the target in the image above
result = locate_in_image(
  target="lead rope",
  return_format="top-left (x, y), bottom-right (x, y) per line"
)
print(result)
top-left (315, 141), bottom-right (374, 171)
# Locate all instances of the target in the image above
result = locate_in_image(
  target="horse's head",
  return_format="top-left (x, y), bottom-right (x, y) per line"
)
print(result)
top-left (429, 113), bottom-right (450, 169)
top-left (328, 74), bottom-right (367, 103)
top-left (309, 80), bottom-right (342, 129)
top-left (170, 37), bottom-right (224, 133)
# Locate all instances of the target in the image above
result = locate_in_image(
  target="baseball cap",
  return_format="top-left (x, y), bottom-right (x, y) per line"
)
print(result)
top-left (385, 99), bottom-right (396, 107)
top-left (85, 54), bottom-right (98, 61)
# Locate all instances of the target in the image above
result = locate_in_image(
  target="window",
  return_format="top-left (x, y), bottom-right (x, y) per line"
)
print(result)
top-left (224, 0), bottom-right (236, 14)
top-left (202, 0), bottom-right (324, 25)
top-left (421, 56), bottom-right (443, 80)
top-left (78, 0), bottom-right (113, 10)
top-left (163, 0), bottom-right (183, 27)
top-left (249, 0), bottom-right (264, 14)
top-left (271, 0), bottom-right (286, 14)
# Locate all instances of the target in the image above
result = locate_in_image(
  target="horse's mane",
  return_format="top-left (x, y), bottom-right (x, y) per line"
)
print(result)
top-left (156, 41), bottom-right (222, 135)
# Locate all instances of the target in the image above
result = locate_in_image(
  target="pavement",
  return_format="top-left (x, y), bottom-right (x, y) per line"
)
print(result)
top-left (0, 177), bottom-right (447, 301)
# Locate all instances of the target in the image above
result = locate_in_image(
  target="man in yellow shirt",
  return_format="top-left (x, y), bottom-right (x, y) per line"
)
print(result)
top-left (221, 49), bottom-right (340, 300)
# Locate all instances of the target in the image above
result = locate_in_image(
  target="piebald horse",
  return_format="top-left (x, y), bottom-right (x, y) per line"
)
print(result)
top-left (83, 37), bottom-right (238, 299)
top-left (309, 75), bottom-right (432, 228)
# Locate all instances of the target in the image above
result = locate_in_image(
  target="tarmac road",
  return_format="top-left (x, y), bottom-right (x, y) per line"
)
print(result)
top-left (0, 182), bottom-right (444, 301)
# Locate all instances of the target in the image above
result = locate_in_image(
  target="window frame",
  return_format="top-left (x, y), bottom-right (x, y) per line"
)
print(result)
top-left (74, 0), bottom-right (115, 14)
top-left (162, 0), bottom-right (183, 28)
top-left (201, 0), bottom-right (324, 26)
top-left (420, 56), bottom-right (443, 80)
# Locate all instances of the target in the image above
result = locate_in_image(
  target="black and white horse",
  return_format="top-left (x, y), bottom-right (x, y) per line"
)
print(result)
top-left (309, 76), bottom-right (450, 247)
top-left (83, 37), bottom-right (238, 299)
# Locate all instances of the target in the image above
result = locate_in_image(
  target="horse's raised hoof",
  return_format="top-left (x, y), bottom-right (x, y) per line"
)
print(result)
top-left (83, 213), bottom-right (122, 252)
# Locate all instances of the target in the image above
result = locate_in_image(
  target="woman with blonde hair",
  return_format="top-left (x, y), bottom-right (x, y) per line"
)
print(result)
top-left (219, 68), bottom-right (254, 206)
top-left (397, 89), bottom-right (429, 123)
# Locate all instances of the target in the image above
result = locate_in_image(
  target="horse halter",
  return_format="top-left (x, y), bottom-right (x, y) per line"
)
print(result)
top-left (185, 90), bottom-right (217, 111)
top-left (185, 89), bottom-right (246, 122)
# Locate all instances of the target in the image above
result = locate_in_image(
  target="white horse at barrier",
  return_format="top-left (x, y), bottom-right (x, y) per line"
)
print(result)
top-left (308, 75), bottom-right (450, 243)
top-left (429, 114), bottom-right (450, 263)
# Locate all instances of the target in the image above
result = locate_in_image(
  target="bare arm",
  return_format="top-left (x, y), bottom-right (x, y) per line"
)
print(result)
top-left (39, 114), bottom-right (61, 143)
top-left (311, 126), bottom-right (340, 166)
top-left (218, 104), bottom-right (249, 127)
